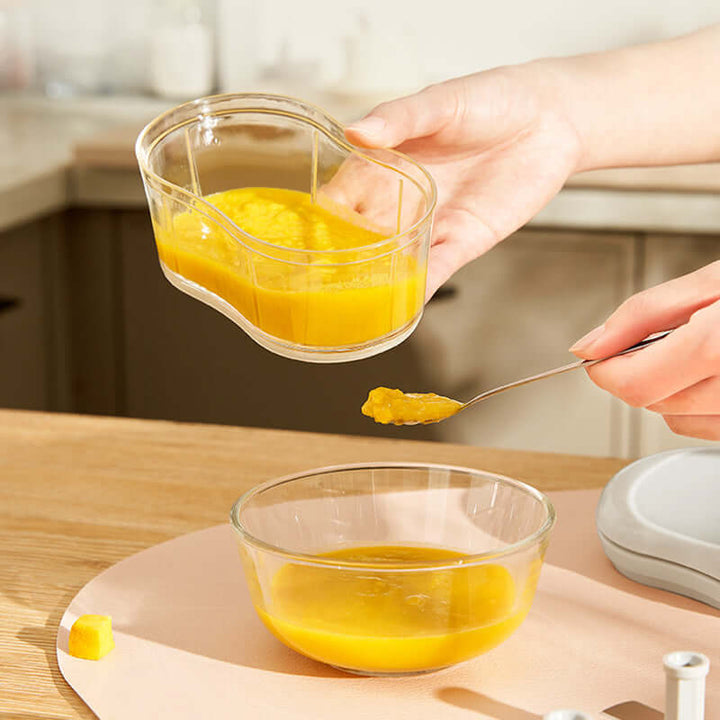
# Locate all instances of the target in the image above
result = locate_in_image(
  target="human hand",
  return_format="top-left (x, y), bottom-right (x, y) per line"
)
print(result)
top-left (317, 152), bottom-right (426, 238)
top-left (345, 68), bottom-right (582, 298)
top-left (570, 261), bottom-right (720, 440)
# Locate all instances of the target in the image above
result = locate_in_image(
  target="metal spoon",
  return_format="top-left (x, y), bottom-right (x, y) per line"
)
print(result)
top-left (460, 329), bottom-right (674, 413)
top-left (364, 330), bottom-right (674, 425)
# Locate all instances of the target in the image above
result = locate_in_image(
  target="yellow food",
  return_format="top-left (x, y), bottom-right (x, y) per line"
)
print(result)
top-left (155, 187), bottom-right (424, 347)
top-left (68, 614), bottom-right (115, 660)
top-left (362, 386), bottom-right (463, 425)
top-left (252, 545), bottom-right (531, 674)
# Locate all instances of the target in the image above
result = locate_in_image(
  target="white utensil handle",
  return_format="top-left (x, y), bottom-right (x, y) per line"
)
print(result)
top-left (664, 651), bottom-right (710, 720)
top-left (543, 711), bottom-right (595, 720)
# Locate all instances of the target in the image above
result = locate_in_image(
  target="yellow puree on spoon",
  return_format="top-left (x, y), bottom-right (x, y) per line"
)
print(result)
top-left (362, 386), bottom-right (463, 425)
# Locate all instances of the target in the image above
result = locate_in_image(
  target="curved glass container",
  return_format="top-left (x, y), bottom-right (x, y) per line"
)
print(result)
top-left (136, 94), bottom-right (437, 362)
top-left (230, 463), bottom-right (555, 676)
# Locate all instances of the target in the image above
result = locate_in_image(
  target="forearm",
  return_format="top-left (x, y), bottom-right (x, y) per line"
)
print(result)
top-left (535, 24), bottom-right (720, 172)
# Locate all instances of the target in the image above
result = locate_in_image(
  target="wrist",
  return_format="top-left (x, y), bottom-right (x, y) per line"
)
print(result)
top-left (528, 26), bottom-right (720, 172)
top-left (506, 57), bottom-right (588, 174)
top-left (524, 57), bottom-right (596, 173)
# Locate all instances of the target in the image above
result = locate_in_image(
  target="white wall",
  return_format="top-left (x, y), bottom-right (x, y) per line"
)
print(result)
top-left (255, 0), bottom-right (720, 87)
top-left (27, 0), bottom-right (213, 94)
top-left (25, 0), bottom-right (720, 95)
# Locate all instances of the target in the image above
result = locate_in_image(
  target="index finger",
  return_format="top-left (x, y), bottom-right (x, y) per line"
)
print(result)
top-left (586, 301), bottom-right (720, 408)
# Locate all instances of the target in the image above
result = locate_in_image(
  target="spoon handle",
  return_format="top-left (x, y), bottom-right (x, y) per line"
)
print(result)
top-left (463, 329), bottom-right (674, 410)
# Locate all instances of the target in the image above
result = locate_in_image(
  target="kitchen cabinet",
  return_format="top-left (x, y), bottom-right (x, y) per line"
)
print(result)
top-left (112, 211), bottom-right (637, 456)
top-left (0, 216), bottom-right (67, 411)
top-left (62, 209), bottom-right (124, 415)
top-left (1, 205), bottom-right (717, 458)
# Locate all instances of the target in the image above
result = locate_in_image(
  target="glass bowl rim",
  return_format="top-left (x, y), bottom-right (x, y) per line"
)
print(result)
top-left (135, 92), bottom-right (438, 262)
top-left (230, 461), bottom-right (556, 571)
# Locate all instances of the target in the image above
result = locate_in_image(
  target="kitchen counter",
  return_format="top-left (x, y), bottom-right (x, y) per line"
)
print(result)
top-left (0, 408), bottom-right (629, 718)
top-left (3, 91), bottom-right (720, 235)
top-left (0, 93), bottom-right (167, 232)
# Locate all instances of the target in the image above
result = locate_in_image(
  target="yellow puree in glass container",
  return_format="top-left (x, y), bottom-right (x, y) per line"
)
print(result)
top-left (254, 545), bottom-right (533, 674)
top-left (362, 386), bottom-right (463, 425)
top-left (155, 187), bottom-right (424, 347)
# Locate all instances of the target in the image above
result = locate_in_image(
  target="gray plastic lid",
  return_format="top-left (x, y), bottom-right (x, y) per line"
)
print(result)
top-left (597, 448), bottom-right (720, 582)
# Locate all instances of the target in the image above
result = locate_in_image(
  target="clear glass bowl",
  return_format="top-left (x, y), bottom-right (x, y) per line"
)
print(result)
top-left (230, 463), bottom-right (555, 676)
top-left (135, 94), bottom-right (437, 363)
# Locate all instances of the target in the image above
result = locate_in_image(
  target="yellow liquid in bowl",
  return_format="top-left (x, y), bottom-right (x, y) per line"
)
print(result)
top-left (253, 545), bottom-right (535, 675)
top-left (155, 188), bottom-right (425, 347)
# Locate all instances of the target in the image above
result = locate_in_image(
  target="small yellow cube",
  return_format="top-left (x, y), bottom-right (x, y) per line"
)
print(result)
top-left (68, 614), bottom-right (115, 660)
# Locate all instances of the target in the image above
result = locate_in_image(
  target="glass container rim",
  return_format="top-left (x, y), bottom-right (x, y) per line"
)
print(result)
top-left (229, 461), bottom-right (556, 571)
top-left (135, 92), bottom-right (438, 261)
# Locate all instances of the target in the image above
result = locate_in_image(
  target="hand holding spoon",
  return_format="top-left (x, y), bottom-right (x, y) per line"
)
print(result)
top-left (362, 330), bottom-right (674, 426)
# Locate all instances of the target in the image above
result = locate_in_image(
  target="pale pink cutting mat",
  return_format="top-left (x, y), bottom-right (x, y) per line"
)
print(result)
top-left (57, 490), bottom-right (719, 719)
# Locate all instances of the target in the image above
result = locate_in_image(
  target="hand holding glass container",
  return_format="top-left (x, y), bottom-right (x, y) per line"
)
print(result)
top-left (136, 94), bottom-right (436, 362)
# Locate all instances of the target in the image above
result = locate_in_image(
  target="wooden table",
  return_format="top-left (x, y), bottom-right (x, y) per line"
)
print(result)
top-left (0, 409), bottom-right (628, 719)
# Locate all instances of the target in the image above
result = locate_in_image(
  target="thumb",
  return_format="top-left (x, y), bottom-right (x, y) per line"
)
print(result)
top-left (345, 83), bottom-right (457, 149)
top-left (570, 260), bottom-right (720, 359)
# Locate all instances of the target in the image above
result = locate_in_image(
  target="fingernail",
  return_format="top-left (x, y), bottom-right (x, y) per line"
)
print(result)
top-left (346, 116), bottom-right (387, 138)
top-left (570, 324), bottom-right (605, 353)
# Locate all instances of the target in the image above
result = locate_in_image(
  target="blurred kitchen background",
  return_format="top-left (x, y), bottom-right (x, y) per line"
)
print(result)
top-left (2, 0), bottom-right (720, 459)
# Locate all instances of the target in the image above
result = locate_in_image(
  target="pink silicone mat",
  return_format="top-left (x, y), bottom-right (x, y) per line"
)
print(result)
top-left (57, 490), bottom-right (719, 719)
